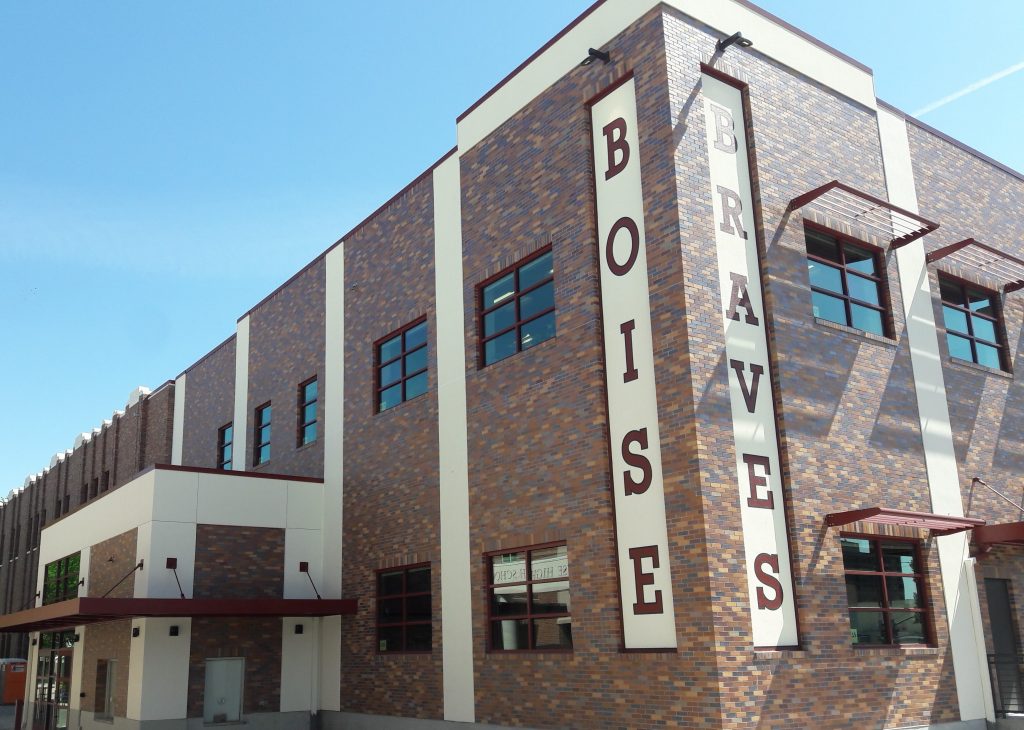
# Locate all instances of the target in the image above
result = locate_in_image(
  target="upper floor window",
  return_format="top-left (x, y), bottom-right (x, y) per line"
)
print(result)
top-left (805, 227), bottom-right (889, 337)
top-left (841, 536), bottom-right (930, 646)
top-left (487, 543), bottom-right (571, 651)
top-left (43, 552), bottom-right (81, 605)
top-left (254, 404), bottom-right (271, 466)
top-left (297, 378), bottom-right (318, 445)
top-left (377, 564), bottom-right (431, 653)
top-left (217, 423), bottom-right (233, 470)
top-left (939, 276), bottom-right (1008, 371)
top-left (376, 319), bottom-right (428, 412)
top-left (479, 248), bottom-right (555, 366)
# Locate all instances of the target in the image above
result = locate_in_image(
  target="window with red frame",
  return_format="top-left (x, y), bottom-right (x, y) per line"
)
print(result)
top-left (841, 536), bottom-right (930, 646)
top-left (939, 276), bottom-right (1009, 371)
top-left (376, 319), bottom-right (428, 412)
top-left (376, 564), bottom-right (431, 652)
top-left (487, 543), bottom-right (571, 651)
top-left (479, 248), bottom-right (555, 367)
top-left (805, 227), bottom-right (889, 337)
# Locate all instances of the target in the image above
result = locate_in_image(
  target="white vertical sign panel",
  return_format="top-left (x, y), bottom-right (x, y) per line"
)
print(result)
top-left (591, 77), bottom-right (677, 650)
top-left (702, 73), bottom-right (798, 648)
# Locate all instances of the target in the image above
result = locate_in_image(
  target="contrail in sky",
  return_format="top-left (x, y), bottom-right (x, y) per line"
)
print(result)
top-left (912, 60), bottom-right (1024, 117)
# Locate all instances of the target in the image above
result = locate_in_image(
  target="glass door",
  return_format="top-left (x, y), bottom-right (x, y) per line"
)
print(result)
top-left (33, 632), bottom-right (74, 730)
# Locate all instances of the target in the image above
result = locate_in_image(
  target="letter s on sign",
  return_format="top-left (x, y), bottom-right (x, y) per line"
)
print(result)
top-left (754, 553), bottom-right (783, 611)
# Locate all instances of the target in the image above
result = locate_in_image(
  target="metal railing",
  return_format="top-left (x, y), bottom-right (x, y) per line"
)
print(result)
top-left (989, 653), bottom-right (1024, 716)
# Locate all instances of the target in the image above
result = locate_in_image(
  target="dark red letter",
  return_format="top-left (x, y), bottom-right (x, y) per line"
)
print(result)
top-left (710, 103), bottom-right (736, 154)
top-left (754, 553), bottom-right (783, 610)
top-left (628, 545), bottom-right (664, 615)
top-left (622, 428), bottom-right (652, 496)
top-left (729, 359), bottom-right (764, 414)
top-left (603, 117), bottom-right (630, 180)
top-left (742, 453), bottom-right (773, 509)
top-left (606, 216), bottom-right (640, 276)
top-left (716, 186), bottom-right (748, 240)
top-left (620, 319), bottom-right (638, 383)
top-left (725, 272), bottom-right (759, 325)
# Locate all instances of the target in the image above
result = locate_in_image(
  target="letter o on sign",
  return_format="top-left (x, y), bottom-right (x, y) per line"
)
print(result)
top-left (606, 216), bottom-right (640, 277)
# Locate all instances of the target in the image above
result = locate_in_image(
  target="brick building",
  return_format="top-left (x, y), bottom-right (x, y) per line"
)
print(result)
top-left (2, 1), bottom-right (1023, 729)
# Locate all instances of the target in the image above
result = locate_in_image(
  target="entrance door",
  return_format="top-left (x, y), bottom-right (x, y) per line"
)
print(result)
top-left (986, 578), bottom-right (1022, 714)
top-left (33, 633), bottom-right (74, 730)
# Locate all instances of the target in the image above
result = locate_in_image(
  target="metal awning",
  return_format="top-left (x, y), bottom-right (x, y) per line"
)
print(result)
top-left (926, 239), bottom-right (1024, 293)
top-left (0, 597), bottom-right (357, 633)
top-left (973, 521), bottom-right (1024, 553)
top-left (788, 180), bottom-right (938, 248)
top-left (825, 507), bottom-right (985, 536)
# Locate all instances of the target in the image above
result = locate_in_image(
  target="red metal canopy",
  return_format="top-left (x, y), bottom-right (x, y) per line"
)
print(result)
top-left (0, 597), bottom-right (357, 633)
top-left (926, 239), bottom-right (1024, 293)
top-left (825, 507), bottom-right (985, 536)
top-left (973, 521), bottom-right (1024, 553)
top-left (788, 180), bottom-right (938, 249)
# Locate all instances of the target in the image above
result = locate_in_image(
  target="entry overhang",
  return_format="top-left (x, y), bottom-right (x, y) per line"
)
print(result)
top-left (787, 180), bottom-right (939, 248)
top-left (0, 597), bottom-right (357, 633)
top-left (825, 507), bottom-right (985, 536)
top-left (973, 521), bottom-right (1024, 553)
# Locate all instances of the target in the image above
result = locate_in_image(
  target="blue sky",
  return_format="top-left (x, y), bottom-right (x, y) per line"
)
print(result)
top-left (2, 1), bottom-right (1022, 492)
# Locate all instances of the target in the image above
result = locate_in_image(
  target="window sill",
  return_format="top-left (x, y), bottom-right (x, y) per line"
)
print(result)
top-left (295, 440), bottom-right (317, 453)
top-left (813, 318), bottom-right (897, 347)
top-left (374, 391), bottom-right (429, 417)
top-left (485, 648), bottom-right (573, 655)
top-left (946, 356), bottom-right (1013, 380)
top-left (851, 645), bottom-right (939, 656)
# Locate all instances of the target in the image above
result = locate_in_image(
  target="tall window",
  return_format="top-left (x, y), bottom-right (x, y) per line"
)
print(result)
top-left (95, 659), bottom-right (116, 720)
top-left (217, 424), bottom-right (233, 470)
top-left (487, 543), bottom-right (571, 651)
top-left (939, 276), bottom-right (1008, 371)
top-left (376, 564), bottom-right (431, 652)
top-left (42, 552), bottom-right (81, 605)
top-left (841, 536), bottom-right (930, 646)
top-left (479, 248), bottom-right (555, 366)
top-left (805, 227), bottom-right (889, 337)
top-left (297, 378), bottom-right (318, 445)
top-left (253, 404), bottom-right (271, 466)
top-left (376, 319), bottom-right (428, 412)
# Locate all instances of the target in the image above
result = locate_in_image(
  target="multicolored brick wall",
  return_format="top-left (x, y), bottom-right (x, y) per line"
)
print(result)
top-left (87, 529), bottom-right (138, 599)
top-left (193, 524), bottom-right (284, 599)
top-left (80, 619), bottom-right (132, 716)
top-left (181, 335), bottom-right (237, 469)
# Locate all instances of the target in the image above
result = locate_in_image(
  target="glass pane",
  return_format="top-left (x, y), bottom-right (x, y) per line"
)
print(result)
top-left (845, 574), bottom-right (884, 608)
top-left (379, 384), bottom-right (402, 412)
top-left (483, 274), bottom-right (515, 309)
top-left (492, 552), bottom-right (527, 584)
top-left (519, 251), bottom-right (553, 291)
top-left (407, 594), bottom-right (431, 622)
top-left (805, 230), bottom-right (840, 263)
top-left (491, 619), bottom-right (529, 650)
top-left (891, 611), bottom-right (927, 644)
top-left (843, 244), bottom-right (878, 275)
top-left (942, 305), bottom-right (969, 334)
top-left (886, 577), bottom-right (924, 609)
top-left (406, 567), bottom-right (430, 593)
top-left (302, 423), bottom-right (316, 444)
top-left (260, 405), bottom-right (271, 423)
top-left (946, 333), bottom-right (973, 361)
top-left (849, 611), bottom-right (887, 645)
top-left (405, 372), bottom-right (428, 401)
top-left (377, 625), bottom-right (402, 652)
top-left (531, 545), bottom-right (569, 580)
top-left (811, 291), bottom-right (847, 325)
top-left (532, 581), bottom-right (571, 614)
top-left (405, 346), bottom-right (427, 374)
top-left (303, 380), bottom-right (317, 400)
top-left (223, 445), bottom-right (232, 462)
top-left (807, 261), bottom-right (843, 293)
top-left (841, 536), bottom-right (874, 568)
top-left (520, 281), bottom-right (554, 320)
top-left (847, 274), bottom-right (881, 305)
top-left (491, 588), bottom-right (528, 617)
top-left (521, 311), bottom-right (555, 350)
top-left (223, 425), bottom-right (232, 443)
top-left (404, 321), bottom-right (427, 349)
top-left (967, 289), bottom-right (996, 316)
top-left (258, 424), bottom-right (271, 443)
top-left (881, 542), bottom-right (917, 573)
top-left (484, 330), bottom-right (517, 365)
top-left (257, 444), bottom-right (270, 464)
top-left (940, 278), bottom-right (963, 305)
top-left (303, 403), bottom-right (317, 423)
top-left (379, 360), bottom-right (402, 387)
top-left (484, 302), bottom-right (515, 337)
top-left (532, 617), bottom-right (572, 649)
top-left (379, 335), bottom-right (402, 363)
top-left (851, 304), bottom-right (884, 336)
top-left (972, 316), bottom-right (998, 343)
top-left (378, 598), bottom-right (404, 624)
top-left (406, 623), bottom-right (431, 652)
top-left (379, 570), bottom-right (404, 596)
top-left (977, 343), bottom-right (1002, 370)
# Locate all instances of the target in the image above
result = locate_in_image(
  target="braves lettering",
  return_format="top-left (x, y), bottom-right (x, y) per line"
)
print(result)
top-left (729, 359), bottom-right (764, 414)
top-left (725, 272), bottom-right (759, 325)
top-left (754, 553), bottom-right (783, 610)
top-left (710, 102), bottom-right (736, 154)
top-left (716, 186), bottom-right (748, 240)
top-left (628, 546), bottom-right (664, 615)
top-left (742, 453), bottom-right (774, 509)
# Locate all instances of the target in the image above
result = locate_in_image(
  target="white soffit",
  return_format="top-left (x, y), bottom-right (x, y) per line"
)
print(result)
top-left (456, 0), bottom-right (875, 153)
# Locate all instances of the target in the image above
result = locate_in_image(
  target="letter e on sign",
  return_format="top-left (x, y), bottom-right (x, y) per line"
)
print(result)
top-left (628, 546), bottom-right (664, 615)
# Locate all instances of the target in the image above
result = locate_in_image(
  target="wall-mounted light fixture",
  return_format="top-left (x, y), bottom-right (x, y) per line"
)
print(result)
top-left (299, 562), bottom-right (322, 600)
top-left (131, 627), bottom-right (140, 638)
top-left (717, 32), bottom-right (753, 52)
top-left (169, 625), bottom-right (180, 637)
top-left (295, 624), bottom-right (304, 635)
top-left (580, 47), bottom-right (611, 66)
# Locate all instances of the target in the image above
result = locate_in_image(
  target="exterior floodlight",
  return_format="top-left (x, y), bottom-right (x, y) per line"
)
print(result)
top-left (717, 32), bottom-right (753, 51)
top-left (580, 47), bottom-right (611, 66)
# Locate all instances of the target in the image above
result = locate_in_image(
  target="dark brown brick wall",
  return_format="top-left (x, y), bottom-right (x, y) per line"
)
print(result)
top-left (340, 171), bottom-right (442, 719)
top-left (193, 524), bottom-right (284, 599)
top-left (88, 529), bottom-right (138, 599)
top-left (181, 336), bottom-right (237, 469)
top-left (245, 261), bottom-right (326, 478)
top-left (187, 617), bottom-right (282, 718)
top-left (80, 619), bottom-right (132, 716)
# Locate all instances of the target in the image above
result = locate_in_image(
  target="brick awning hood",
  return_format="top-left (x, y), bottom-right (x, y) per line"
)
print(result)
top-left (825, 507), bottom-right (984, 536)
top-left (0, 597), bottom-right (357, 633)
